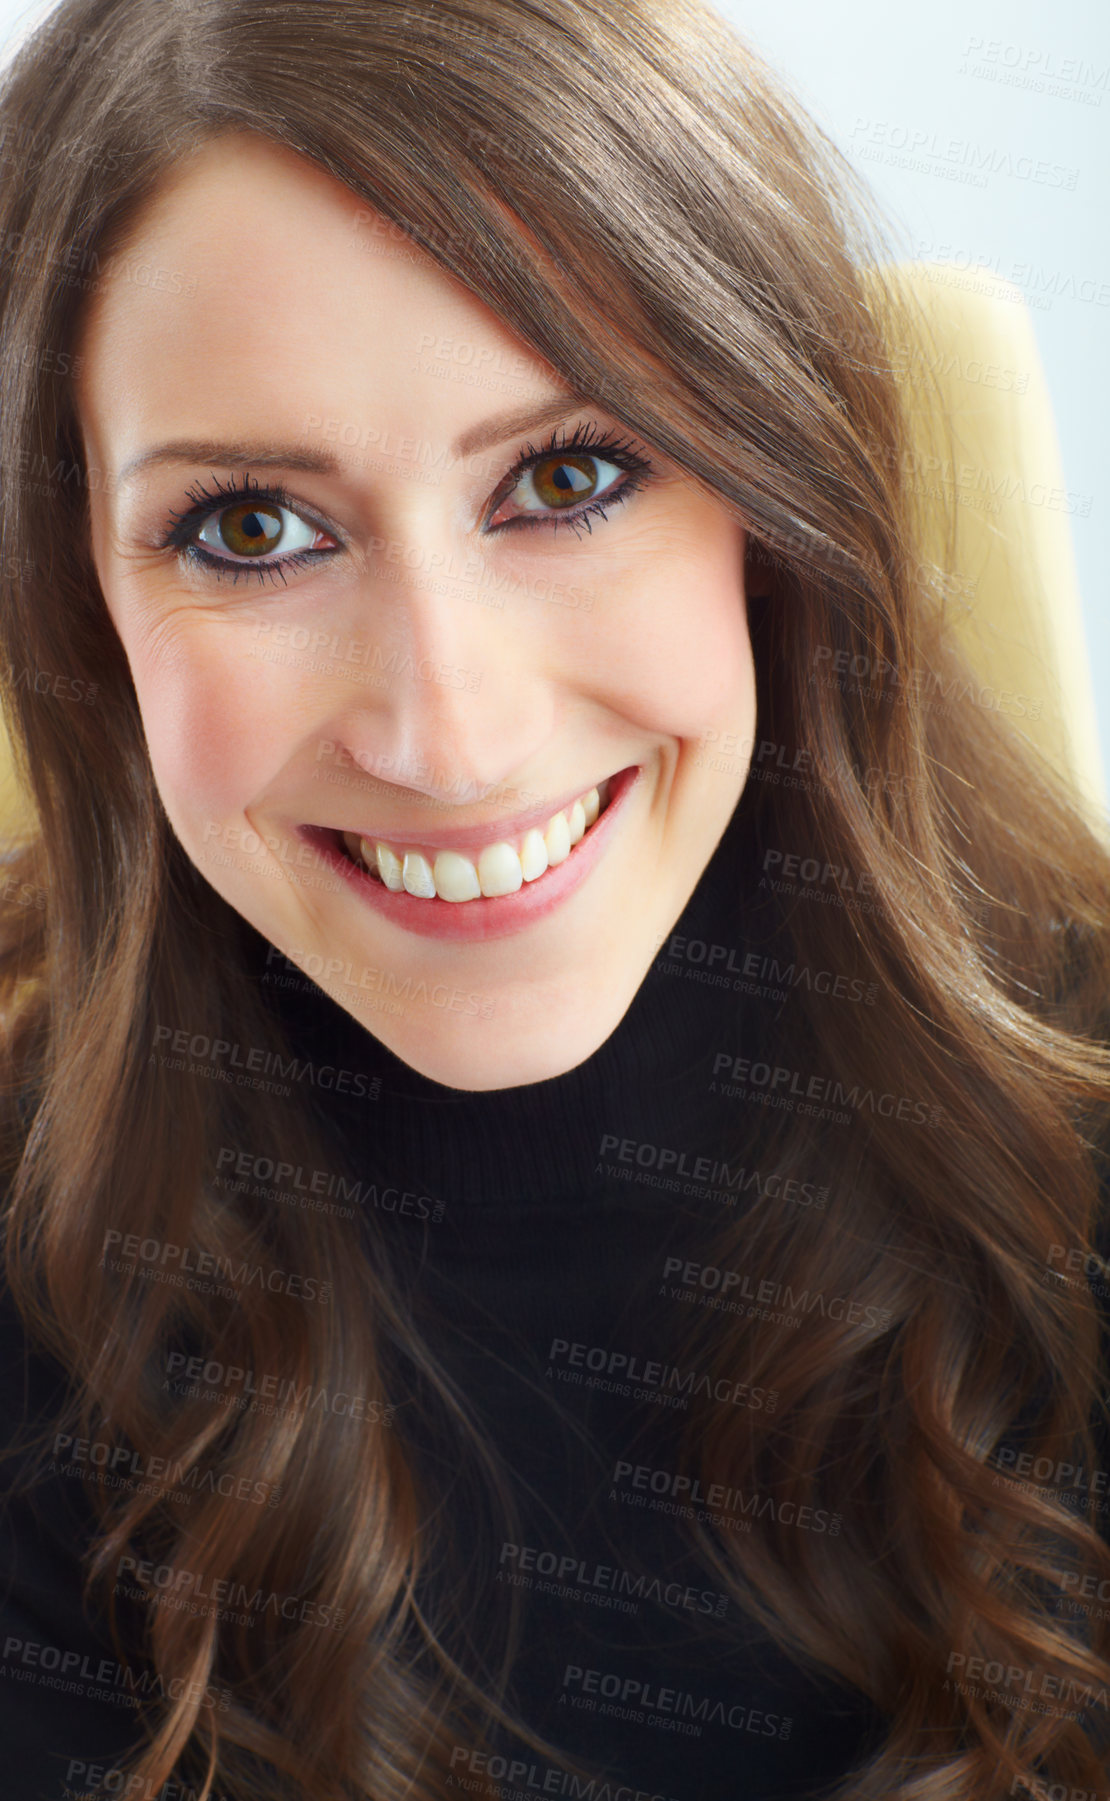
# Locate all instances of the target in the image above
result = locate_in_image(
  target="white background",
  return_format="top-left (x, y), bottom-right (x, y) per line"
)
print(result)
top-left (2, 0), bottom-right (1106, 782)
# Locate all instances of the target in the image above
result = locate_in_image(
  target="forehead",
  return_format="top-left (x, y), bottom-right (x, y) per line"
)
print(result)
top-left (74, 132), bottom-right (555, 470)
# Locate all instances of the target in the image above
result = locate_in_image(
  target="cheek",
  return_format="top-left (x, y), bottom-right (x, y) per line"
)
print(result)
top-left (586, 538), bottom-right (753, 737)
top-left (130, 635), bottom-right (291, 835)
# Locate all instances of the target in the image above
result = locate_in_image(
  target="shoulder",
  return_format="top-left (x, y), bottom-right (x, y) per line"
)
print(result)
top-left (0, 1265), bottom-right (154, 1787)
top-left (0, 1258), bottom-right (84, 1550)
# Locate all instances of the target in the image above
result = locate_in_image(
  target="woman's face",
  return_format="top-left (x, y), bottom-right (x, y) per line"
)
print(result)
top-left (76, 133), bottom-right (757, 1090)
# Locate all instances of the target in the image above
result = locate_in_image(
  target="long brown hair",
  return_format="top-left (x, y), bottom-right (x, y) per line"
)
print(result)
top-left (2, 1), bottom-right (1110, 1796)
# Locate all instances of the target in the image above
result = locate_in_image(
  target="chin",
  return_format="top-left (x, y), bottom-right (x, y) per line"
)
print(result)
top-left (339, 959), bottom-right (644, 1092)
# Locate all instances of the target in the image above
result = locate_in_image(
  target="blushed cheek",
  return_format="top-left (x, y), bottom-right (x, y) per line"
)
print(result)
top-left (590, 548), bottom-right (753, 741)
top-left (670, 574), bottom-right (752, 730)
top-left (135, 652), bottom-right (291, 843)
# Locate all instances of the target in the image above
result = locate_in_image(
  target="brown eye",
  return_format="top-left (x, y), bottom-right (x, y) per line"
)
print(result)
top-left (530, 454), bottom-right (600, 509)
top-left (208, 502), bottom-right (285, 557)
top-left (490, 448), bottom-right (628, 530)
top-left (192, 499), bottom-right (328, 566)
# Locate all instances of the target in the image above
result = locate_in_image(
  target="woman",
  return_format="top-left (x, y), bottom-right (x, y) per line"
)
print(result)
top-left (1, 1), bottom-right (1109, 1797)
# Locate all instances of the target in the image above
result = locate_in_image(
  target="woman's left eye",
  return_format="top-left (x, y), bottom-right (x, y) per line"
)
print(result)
top-left (485, 426), bottom-right (656, 536)
top-left (487, 451), bottom-right (631, 533)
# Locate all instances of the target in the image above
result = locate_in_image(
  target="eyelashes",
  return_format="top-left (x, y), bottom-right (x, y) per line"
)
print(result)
top-left (488, 419), bottom-right (654, 537)
top-left (161, 473), bottom-right (331, 589)
top-left (158, 420), bottom-right (657, 588)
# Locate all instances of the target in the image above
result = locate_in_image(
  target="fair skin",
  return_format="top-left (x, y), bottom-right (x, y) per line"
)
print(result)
top-left (76, 132), bottom-right (757, 1091)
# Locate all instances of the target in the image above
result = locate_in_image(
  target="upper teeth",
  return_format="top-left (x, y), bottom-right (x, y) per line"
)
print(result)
top-left (343, 780), bottom-right (610, 902)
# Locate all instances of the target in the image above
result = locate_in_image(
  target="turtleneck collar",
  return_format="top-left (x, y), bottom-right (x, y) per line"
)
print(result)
top-left (251, 790), bottom-right (780, 1214)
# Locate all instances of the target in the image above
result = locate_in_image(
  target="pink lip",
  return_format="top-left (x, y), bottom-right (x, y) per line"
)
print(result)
top-left (338, 776), bottom-right (613, 857)
top-left (299, 765), bottom-right (642, 943)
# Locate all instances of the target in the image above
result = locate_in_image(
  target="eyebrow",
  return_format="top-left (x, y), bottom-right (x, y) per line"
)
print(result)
top-left (455, 393), bottom-right (582, 458)
top-left (116, 393), bottom-right (587, 488)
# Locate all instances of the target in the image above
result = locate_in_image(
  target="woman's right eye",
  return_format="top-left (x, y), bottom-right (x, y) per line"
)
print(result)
top-left (163, 481), bottom-right (342, 586)
top-left (194, 500), bottom-right (333, 563)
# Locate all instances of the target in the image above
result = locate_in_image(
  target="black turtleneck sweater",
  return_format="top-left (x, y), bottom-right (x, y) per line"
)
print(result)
top-left (0, 796), bottom-right (1103, 1799)
top-left (259, 797), bottom-right (890, 1801)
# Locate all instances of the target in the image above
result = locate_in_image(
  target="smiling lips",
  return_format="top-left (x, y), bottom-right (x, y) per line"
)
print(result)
top-left (340, 776), bottom-right (613, 902)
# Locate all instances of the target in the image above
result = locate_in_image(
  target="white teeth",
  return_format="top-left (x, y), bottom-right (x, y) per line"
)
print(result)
top-left (342, 778), bottom-right (615, 900)
top-left (544, 811), bottom-right (571, 866)
top-left (366, 838), bottom-right (404, 892)
top-left (401, 851), bottom-right (436, 898)
top-left (478, 842), bottom-right (523, 897)
top-left (520, 828), bottom-right (549, 883)
top-left (433, 849), bottom-right (481, 903)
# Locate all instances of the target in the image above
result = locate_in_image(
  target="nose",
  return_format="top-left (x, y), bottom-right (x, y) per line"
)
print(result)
top-left (319, 523), bottom-right (558, 808)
